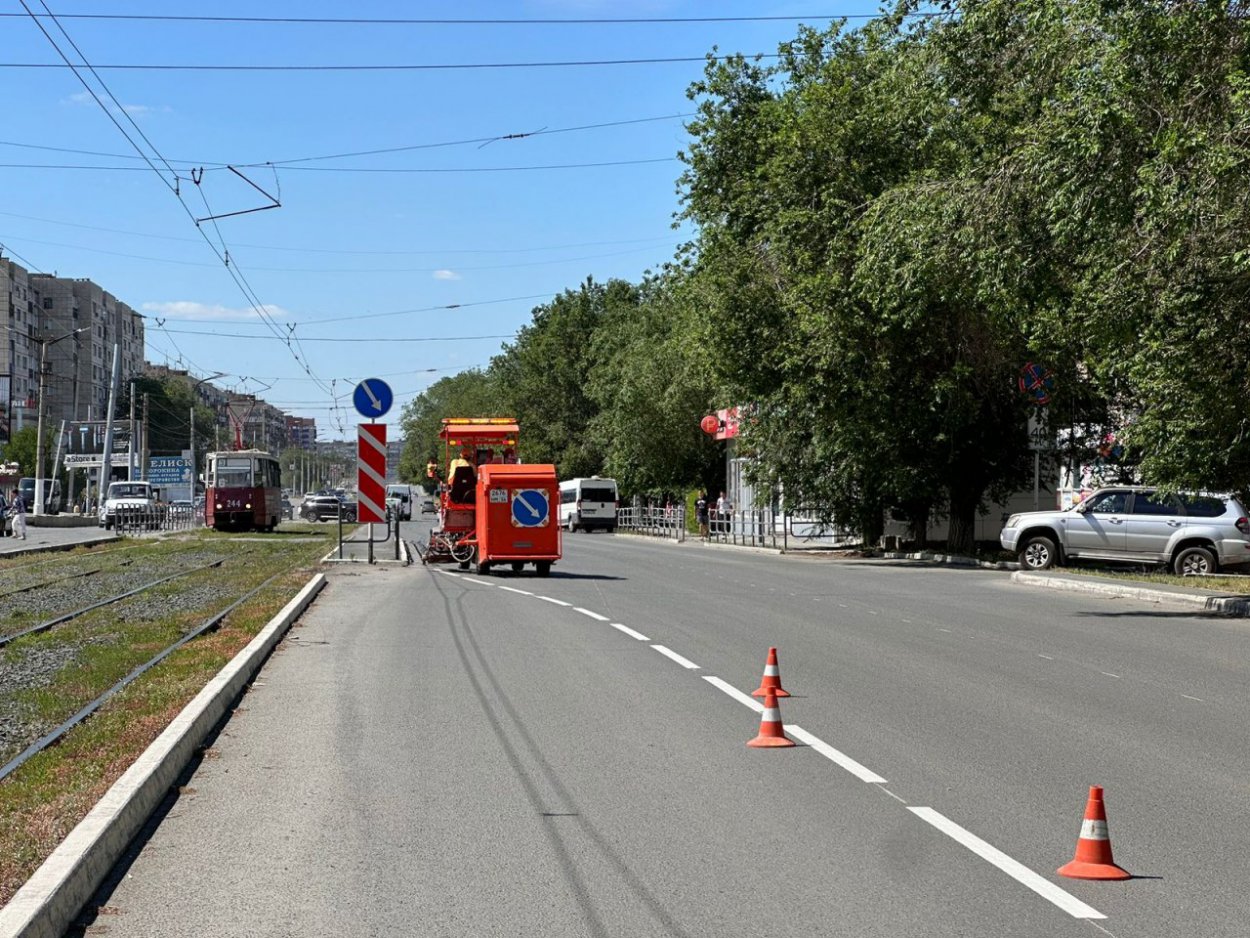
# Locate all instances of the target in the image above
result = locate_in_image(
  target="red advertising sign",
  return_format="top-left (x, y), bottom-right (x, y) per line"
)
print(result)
top-left (357, 423), bottom-right (387, 523)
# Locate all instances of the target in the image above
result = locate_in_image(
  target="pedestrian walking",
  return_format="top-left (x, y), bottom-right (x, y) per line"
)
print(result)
top-left (10, 489), bottom-right (27, 540)
top-left (716, 490), bottom-right (732, 534)
top-left (0, 490), bottom-right (8, 537)
top-left (695, 491), bottom-right (709, 539)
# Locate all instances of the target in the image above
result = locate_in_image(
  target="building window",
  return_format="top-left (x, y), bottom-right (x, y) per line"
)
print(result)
top-left (43, 297), bottom-right (53, 309)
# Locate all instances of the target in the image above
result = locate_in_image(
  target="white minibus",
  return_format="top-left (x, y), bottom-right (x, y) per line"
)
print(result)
top-left (558, 477), bottom-right (619, 532)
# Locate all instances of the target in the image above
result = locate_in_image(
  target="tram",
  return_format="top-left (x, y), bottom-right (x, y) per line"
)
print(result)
top-left (204, 449), bottom-right (283, 531)
top-left (423, 417), bottom-right (561, 576)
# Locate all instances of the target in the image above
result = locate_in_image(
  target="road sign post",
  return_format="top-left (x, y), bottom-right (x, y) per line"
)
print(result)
top-left (357, 423), bottom-right (387, 523)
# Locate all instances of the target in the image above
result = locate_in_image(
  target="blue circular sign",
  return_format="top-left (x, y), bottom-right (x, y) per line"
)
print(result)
top-left (353, 378), bottom-right (393, 418)
top-left (511, 489), bottom-right (550, 527)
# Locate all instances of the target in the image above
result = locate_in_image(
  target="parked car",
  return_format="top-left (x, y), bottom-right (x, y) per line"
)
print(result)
top-left (299, 494), bottom-right (356, 522)
top-left (99, 480), bottom-right (159, 530)
top-left (280, 495), bottom-right (294, 520)
top-left (1001, 486), bottom-right (1250, 575)
top-left (420, 497), bottom-right (436, 514)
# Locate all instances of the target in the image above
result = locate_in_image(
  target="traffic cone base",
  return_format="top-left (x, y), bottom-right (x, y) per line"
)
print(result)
top-left (752, 646), bottom-right (791, 698)
top-left (1057, 787), bottom-right (1131, 881)
top-left (747, 689), bottom-right (795, 748)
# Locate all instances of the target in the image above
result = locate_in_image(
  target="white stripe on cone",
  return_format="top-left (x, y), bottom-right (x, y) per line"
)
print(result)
top-left (1079, 820), bottom-right (1109, 841)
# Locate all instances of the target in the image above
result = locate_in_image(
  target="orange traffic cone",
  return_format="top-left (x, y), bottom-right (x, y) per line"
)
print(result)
top-left (1057, 785), bottom-right (1131, 880)
top-left (747, 689), bottom-right (795, 748)
top-left (752, 646), bottom-right (791, 698)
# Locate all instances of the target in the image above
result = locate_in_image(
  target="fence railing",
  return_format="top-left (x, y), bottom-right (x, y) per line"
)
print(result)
top-left (616, 505), bottom-right (686, 541)
top-left (111, 504), bottom-right (203, 535)
top-left (699, 508), bottom-right (859, 550)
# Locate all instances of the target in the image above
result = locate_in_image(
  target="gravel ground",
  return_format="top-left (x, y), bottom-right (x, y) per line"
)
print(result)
top-left (0, 544), bottom-right (259, 767)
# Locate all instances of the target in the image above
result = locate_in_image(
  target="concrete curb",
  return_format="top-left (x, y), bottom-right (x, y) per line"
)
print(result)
top-left (0, 573), bottom-right (327, 938)
top-left (1010, 571), bottom-right (1250, 616)
top-left (881, 550), bottom-right (1014, 570)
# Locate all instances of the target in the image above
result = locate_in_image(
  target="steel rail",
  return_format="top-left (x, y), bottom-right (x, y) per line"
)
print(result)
top-left (0, 559), bottom-right (225, 649)
top-left (0, 568), bottom-right (290, 782)
top-left (0, 566), bottom-right (102, 599)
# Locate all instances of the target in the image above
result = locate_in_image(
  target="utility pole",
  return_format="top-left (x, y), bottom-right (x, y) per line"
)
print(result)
top-left (142, 392), bottom-right (150, 481)
top-left (128, 380), bottom-right (137, 481)
top-left (99, 344), bottom-right (121, 505)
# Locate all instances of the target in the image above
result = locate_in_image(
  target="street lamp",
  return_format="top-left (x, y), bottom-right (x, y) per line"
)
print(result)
top-left (34, 326), bottom-right (89, 515)
top-left (188, 372), bottom-right (226, 499)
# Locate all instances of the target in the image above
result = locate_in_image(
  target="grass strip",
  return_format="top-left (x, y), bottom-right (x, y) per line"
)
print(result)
top-left (0, 530), bottom-right (332, 906)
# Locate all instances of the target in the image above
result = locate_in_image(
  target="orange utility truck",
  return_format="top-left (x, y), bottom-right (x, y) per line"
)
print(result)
top-left (423, 417), bottom-right (560, 576)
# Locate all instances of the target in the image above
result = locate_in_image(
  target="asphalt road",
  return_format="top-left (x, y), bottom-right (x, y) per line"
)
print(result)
top-left (74, 522), bottom-right (1249, 937)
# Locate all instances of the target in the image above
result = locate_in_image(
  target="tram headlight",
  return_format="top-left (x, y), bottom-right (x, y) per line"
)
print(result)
top-left (215, 503), bottom-right (222, 510)
top-left (245, 502), bottom-right (252, 509)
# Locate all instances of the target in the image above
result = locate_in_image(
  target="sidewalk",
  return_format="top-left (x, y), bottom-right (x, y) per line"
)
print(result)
top-left (0, 522), bottom-right (118, 557)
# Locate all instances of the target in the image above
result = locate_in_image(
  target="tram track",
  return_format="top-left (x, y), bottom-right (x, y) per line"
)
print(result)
top-left (0, 559), bottom-right (226, 649)
top-left (0, 567), bottom-right (287, 782)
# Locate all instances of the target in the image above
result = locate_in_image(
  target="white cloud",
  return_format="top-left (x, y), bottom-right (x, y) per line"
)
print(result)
top-left (432, 269), bottom-right (461, 281)
top-left (63, 91), bottom-right (170, 116)
top-left (141, 301), bottom-right (290, 322)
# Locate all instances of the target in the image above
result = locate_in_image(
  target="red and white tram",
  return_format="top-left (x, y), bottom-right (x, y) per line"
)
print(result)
top-left (204, 449), bottom-right (283, 531)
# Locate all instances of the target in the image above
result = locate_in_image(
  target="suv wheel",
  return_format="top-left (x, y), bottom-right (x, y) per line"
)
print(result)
top-left (1019, 535), bottom-right (1057, 571)
top-left (1174, 545), bottom-right (1216, 576)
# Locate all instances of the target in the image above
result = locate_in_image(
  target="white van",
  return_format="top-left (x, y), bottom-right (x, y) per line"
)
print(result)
top-left (558, 477), bottom-right (619, 532)
top-left (385, 483), bottom-right (414, 521)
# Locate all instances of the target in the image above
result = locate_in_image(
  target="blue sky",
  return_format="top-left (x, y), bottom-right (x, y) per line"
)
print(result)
top-left (1, 0), bottom-right (886, 440)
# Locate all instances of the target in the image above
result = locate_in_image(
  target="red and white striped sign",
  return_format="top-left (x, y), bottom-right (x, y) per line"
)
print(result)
top-left (357, 424), bottom-right (387, 523)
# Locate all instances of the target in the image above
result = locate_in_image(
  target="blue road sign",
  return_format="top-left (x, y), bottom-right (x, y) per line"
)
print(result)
top-left (511, 489), bottom-right (550, 527)
top-left (353, 378), bottom-right (394, 418)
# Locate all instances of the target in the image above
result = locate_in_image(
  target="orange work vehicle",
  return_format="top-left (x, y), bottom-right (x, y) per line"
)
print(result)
top-left (422, 418), bottom-right (561, 576)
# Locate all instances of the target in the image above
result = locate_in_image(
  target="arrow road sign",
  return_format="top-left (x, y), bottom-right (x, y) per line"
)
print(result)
top-left (353, 378), bottom-right (394, 418)
top-left (511, 489), bottom-right (550, 528)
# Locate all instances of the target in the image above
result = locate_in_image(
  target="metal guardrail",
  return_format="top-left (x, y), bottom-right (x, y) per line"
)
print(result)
top-left (616, 506), bottom-right (686, 541)
top-left (616, 503), bottom-right (860, 550)
top-left (110, 505), bottom-right (203, 535)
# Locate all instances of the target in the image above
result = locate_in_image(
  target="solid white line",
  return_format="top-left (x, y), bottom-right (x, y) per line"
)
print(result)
top-left (574, 607), bottom-right (609, 621)
top-left (907, 807), bottom-right (1105, 920)
top-left (538, 596), bottom-right (571, 607)
top-left (609, 622), bottom-right (650, 641)
top-left (786, 725), bottom-right (887, 784)
top-left (1181, 694), bottom-right (1203, 702)
top-left (651, 644), bottom-right (700, 669)
top-left (702, 676), bottom-right (764, 712)
top-left (498, 586), bottom-right (533, 596)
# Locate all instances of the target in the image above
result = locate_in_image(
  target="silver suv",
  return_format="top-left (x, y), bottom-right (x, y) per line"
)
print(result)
top-left (1001, 487), bottom-right (1250, 575)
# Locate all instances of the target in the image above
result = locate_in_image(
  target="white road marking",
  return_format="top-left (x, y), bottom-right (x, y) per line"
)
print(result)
top-left (786, 725), bottom-right (887, 784)
top-left (498, 586), bottom-right (533, 596)
top-left (651, 645), bottom-right (700, 669)
top-left (1182, 694), bottom-right (1203, 702)
top-left (937, 628), bottom-right (952, 633)
top-left (440, 572), bottom-right (462, 579)
top-left (609, 622), bottom-right (650, 641)
top-left (907, 807), bottom-right (1105, 920)
top-left (879, 788), bottom-right (908, 805)
top-left (538, 596), bottom-right (571, 607)
top-left (1038, 654), bottom-right (1054, 660)
top-left (574, 607), bottom-right (609, 621)
top-left (703, 676), bottom-right (765, 712)
top-left (1100, 672), bottom-right (1120, 679)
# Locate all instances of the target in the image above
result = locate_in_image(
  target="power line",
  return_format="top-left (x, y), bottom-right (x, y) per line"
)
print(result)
top-left (0, 232), bottom-right (678, 274)
top-left (16, 2), bottom-right (342, 413)
top-left (0, 13), bottom-right (881, 26)
top-left (0, 112), bottom-right (692, 169)
top-left (0, 156), bottom-right (675, 173)
top-left (156, 328), bottom-right (517, 343)
top-left (0, 53), bottom-right (787, 72)
top-left (0, 210), bottom-right (679, 257)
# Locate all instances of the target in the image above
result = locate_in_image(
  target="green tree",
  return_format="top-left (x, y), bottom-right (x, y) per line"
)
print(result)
top-left (397, 369), bottom-right (503, 484)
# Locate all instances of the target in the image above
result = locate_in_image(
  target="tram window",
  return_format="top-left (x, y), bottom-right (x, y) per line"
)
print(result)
top-left (214, 458), bottom-right (253, 487)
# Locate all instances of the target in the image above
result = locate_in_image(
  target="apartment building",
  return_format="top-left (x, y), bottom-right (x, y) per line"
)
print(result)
top-left (1, 259), bottom-right (145, 442)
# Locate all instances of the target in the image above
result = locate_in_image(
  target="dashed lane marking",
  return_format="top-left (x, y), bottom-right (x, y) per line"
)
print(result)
top-left (498, 586), bottom-right (534, 596)
top-left (609, 622), bottom-right (650, 641)
top-left (786, 725), bottom-right (887, 783)
top-left (538, 596), bottom-right (571, 607)
top-left (651, 644), bottom-right (700, 670)
top-left (907, 807), bottom-right (1105, 920)
top-left (574, 607), bottom-right (610, 621)
top-left (702, 676), bottom-right (764, 713)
